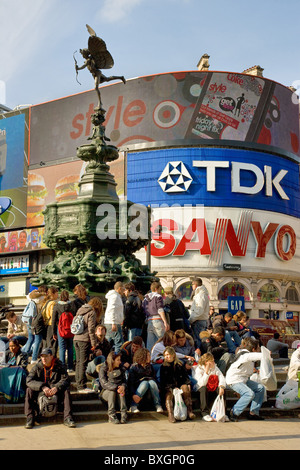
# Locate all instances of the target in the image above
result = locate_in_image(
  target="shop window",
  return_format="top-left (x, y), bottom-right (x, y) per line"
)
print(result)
top-left (286, 287), bottom-right (299, 304)
top-left (257, 283), bottom-right (280, 303)
top-left (218, 282), bottom-right (250, 301)
top-left (175, 282), bottom-right (193, 301)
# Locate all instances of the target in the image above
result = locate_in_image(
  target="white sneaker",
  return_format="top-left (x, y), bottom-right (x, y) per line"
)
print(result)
top-left (156, 405), bottom-right (164, 413)
top-left (78, 388), bottom-right (94, 394)
top-left (202, 415), bottom-right (213, 422)
top-left (130, 406), bottom-right (140, 413)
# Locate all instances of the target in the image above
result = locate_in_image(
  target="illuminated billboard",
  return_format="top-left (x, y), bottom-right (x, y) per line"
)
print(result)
top-left (29, 71), bottom-right (300, 168)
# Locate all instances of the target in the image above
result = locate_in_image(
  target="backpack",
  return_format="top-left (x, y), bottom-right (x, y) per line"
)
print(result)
top-left (21, 300), bottom-right (37, 326)
top-left (38, 393), bottom-right (58, 417)
top-left (70, 314), bottom-right (85, 335)
top-left (58, 311), bottom-right (74, 339)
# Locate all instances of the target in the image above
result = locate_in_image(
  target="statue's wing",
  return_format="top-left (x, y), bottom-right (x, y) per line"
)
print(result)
top-left (86, 24), bottom-right (96, 37)
top-left (88, 35), bottom-right (114, 69)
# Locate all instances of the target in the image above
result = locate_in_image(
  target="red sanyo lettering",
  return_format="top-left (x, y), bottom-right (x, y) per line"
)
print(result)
top-left (70, 96), bottom-right (146, 139)
top-left (150, 218), bottom-right (296, 261)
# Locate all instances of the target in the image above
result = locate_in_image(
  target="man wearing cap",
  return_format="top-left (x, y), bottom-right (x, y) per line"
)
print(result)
top-left (24, 347), bottom-right (76, 429)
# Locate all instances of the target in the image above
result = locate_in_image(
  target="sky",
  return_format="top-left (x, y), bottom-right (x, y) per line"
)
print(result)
top-left (1, 0), bottom-right (300, 110)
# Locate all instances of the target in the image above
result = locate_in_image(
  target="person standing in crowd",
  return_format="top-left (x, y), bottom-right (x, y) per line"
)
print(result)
top-left (143, 281), bottom-right (170, 352)
top-left (226, 337), bottom-right (267, 421)
top-left (22, 287), bottom-right (47, 363)
top-left (25, 347), bottom-right (76, 429)
top-left (41, 286), bottom-right (59, 353)
top-left (189, 278), bottom-right (209, 352)
top-left (163, 287), bottom-right (191, 334)
top-left (52, 290), bottom-right (75, 372)
top-left (74, 297), bottom-right (103, 393)
top-left (160, 346), bottom-right (195, 423)
top-left (123, 282), bottom-right (145, 341)
top-left (99, 351), bottom-right (128, 424)
top-left (70, 284), bottom-right (89, 313)
top-left (104, 282), bottom-right (125, 353)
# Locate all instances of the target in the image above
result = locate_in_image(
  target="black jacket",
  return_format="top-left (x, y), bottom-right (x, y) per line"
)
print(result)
top-left (99, 362), bottom-right (127, 392)
top-left (123, 292), bottom-right (145, 329)
top-left (128, 363), bottom-right (157, 396)
top-left (26, 358), bottom-right (70, 393)
top-left (160, 361), bottom-right (191, 393)
top-left (200, 335), bottom-right (227, 361)
top-left (164, 296), bottom-right (189, 332)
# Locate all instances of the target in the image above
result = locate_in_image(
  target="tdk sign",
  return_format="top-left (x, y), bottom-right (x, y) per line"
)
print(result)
top-left (192, 161), bottom-right (289, 200)
top-left (127, 147), bottom-right (299, 218)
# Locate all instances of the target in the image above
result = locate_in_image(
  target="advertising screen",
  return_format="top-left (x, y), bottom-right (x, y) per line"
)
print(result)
top-left (29, 71), bottom-right (300, 168)
top-left (0, 110), bottom-right (29, 229)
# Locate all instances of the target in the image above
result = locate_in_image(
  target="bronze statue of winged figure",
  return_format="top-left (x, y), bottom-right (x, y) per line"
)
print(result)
top-left (75, 24), bottom-right (126, 110)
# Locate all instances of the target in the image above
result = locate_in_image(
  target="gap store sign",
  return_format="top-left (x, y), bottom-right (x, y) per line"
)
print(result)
top-left (127, 147), bottom-right (300, 218)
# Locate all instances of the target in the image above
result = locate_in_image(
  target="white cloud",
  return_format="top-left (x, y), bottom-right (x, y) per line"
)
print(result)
top-left (96, 0), bottom-right (144, 23)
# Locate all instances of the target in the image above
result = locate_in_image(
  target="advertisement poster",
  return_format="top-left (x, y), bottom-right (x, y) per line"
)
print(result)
top-left (185, 72), bottom-right (274, 142)
top-left (0, 110), bottom-right (29, 229)
top-left (0, 254), bottom-right (29, 275)
top-left (29, 72), bottom-right (300, 169)
top-left (0, 227), bottom-right (46, 253)
top-left (26, 156), bottom-right (124, 227)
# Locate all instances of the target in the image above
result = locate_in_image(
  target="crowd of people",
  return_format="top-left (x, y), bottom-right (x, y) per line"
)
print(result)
top-left (0, 277), bottom-right (297, 428)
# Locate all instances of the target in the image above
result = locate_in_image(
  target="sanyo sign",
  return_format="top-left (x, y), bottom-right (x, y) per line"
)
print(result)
top-left (192, 161), bottom-right (289, 200)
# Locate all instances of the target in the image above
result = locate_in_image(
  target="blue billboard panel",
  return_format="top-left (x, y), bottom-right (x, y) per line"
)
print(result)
top-left (127, 147), bottom-right (300, 217)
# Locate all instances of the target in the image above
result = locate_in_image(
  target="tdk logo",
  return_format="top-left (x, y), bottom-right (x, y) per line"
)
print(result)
top-left (158, 161), bottom-right (193, 193)
top-left (158, 160), bottom-right (289, 200)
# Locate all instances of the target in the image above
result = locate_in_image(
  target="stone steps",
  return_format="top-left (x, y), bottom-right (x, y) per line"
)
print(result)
top-left (1, 357), bottom-right (299, 426)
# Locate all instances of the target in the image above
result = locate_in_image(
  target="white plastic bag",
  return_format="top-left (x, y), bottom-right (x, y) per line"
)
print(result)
top-left (210, 395), bottom-right (226, 422)
top-left (275, 379), bottom-right (300, 410)
top-left (173, 388), bottom-right (187, 421)
top-left (259, 346), bottom-right (277, 391)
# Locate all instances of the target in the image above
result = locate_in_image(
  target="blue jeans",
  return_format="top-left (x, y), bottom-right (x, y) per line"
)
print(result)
top-left (21, 330), bottom-right (43, 361)
top-left (105, 324), bottom-right (123, 353)
top-left (191, 320), bottom-right (207, 349)
top-left (128, 328), bottom-right (142, 341)
top-left (133, 379), bottom-right (161, 407)
top-left (57, 331), bottom-right (74, 369)
top-left (147, 320), bottom-right (165, 352)
top-left (225, 330), bottom-right (241, 353)
top-left (230, 380), bottom-right (265, 416)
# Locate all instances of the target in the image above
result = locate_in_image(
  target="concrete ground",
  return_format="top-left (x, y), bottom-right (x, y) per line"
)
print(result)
top-left (1, 415), bottom-right (300, 451)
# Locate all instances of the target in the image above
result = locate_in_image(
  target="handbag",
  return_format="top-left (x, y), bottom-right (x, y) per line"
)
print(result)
top-left (210, 395), bottom-right (226, 422)
top-left (173, 388), bottom-right (187, 421)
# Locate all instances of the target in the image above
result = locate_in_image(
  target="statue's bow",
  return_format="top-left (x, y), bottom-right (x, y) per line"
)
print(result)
top-left (73, 51), bottom-right (81, 85)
